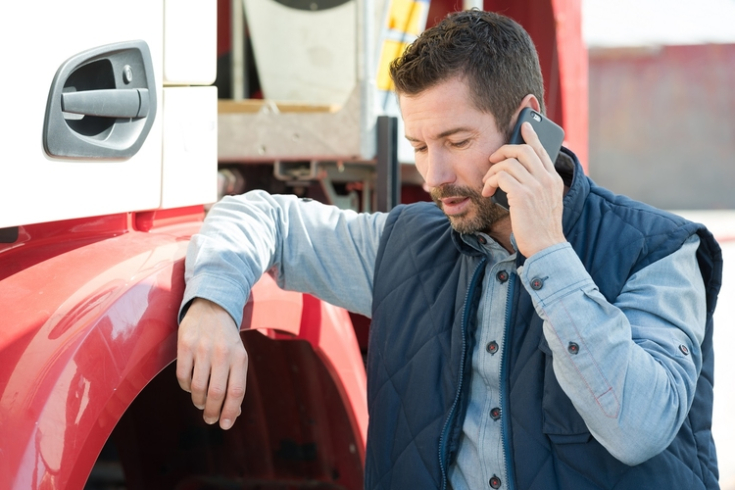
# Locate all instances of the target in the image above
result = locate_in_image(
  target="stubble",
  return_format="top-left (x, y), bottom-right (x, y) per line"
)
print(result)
top-left (430, 184), bottom-right (508, 234)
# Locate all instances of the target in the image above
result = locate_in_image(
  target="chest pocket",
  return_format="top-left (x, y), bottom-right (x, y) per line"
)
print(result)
top-left (538, 336), bottom-right (593, 444)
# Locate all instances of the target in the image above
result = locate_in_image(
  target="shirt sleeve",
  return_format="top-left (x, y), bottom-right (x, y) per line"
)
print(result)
top-left (517, 235), bottom-right (706, 466)
top-left (180, 190), bottom-right (387, 327)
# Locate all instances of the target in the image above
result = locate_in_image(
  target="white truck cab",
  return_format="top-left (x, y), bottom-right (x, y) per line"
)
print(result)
top-left (0, 0), bottom-right (218, 229)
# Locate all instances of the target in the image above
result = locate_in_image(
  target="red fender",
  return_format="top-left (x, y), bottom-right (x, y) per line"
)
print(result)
top-left (0, 207), bottom-right (367, 489)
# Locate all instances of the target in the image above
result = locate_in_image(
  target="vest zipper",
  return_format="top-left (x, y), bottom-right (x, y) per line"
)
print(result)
top-left (499, 273), bottom-right (517, 490)
top-left (438, 257), bottom-right (487, 490)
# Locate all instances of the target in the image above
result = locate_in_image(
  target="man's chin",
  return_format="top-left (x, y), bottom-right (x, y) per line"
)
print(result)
top-left (441, 202), bottom-right (507, 235)
top-left (446, 213), bottom-right (484, 235)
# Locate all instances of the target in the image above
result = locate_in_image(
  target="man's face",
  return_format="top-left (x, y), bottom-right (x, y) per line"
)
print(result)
top-left (400, 77), bottom-right (509, 234)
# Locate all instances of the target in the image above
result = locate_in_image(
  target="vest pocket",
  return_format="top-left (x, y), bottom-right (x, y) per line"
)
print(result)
top-left (538, 336), bottom-right (593, 444)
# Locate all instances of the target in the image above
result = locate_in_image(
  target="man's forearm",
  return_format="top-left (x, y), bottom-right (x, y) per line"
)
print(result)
top-left (519, 237), bottom-right (706, 465)
top-left (180, 190), bottom-right (387, 326)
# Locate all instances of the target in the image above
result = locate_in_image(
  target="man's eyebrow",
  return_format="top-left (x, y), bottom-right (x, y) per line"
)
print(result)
top-left (405, 127), bottom-right (473, 142)
top-left (437, 127), bottom-right (473, 139)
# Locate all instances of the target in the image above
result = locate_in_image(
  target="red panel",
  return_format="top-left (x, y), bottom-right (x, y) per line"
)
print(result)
top-left (1, 207), bottom-right (367, 489)
top-left (112, 332), bottom-right (363, 489)
top-left (0, 212), bottom-right (201, 489)
top-left (550, 0), bottom-right (588, 169)
top-left (134, 205), bottom-right (205, 232)
top-left (243, 273), bottom-right (304, 337)
top-left (297, 295), bottom-right (368, 456)
top-left (242, 277), bottom-right (368, 455)
top-left (217, 0), bottom-right (231, 57)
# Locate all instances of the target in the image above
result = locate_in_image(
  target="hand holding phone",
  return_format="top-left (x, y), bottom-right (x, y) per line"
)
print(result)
top-left (491, 108), bottom-right (564, 209)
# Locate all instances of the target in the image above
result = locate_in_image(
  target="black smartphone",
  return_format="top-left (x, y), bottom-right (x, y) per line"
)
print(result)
top-left (491, 108), bottom-right (565, 209)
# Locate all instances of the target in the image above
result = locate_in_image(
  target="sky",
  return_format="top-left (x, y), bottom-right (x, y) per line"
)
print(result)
top-left (583, 0), bottom-right (735, 47)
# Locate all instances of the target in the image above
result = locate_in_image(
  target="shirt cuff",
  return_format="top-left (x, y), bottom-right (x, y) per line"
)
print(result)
top-left (178, 272), bottom-right (250, 328)
top-left (518, 242), bottom-right (596, 308)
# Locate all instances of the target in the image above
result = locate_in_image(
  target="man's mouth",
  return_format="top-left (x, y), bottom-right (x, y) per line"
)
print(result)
top-left (430, 185), bottom-right (482, 217)
top-left (430, 184), bottom-right (507, 233)
top-left (440, 196), bottom-right (471, 215)
top-left (442, 197), bottom-right (469, 205)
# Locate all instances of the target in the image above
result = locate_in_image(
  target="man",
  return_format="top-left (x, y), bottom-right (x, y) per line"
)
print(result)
top-left (177, 10), bottom-right (722, 490)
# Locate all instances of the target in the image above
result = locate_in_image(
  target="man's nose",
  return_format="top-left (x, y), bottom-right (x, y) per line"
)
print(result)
top-left (423, 150), bottom-right (455, 189)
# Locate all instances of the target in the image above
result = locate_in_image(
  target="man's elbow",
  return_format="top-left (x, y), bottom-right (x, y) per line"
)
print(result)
top-left (610, 447), bottom-right (657, 467)
top-left (601, 426), bottom-right (676, 467)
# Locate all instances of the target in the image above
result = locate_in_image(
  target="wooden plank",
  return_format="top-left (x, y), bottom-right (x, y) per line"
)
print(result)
top-left (218, 99), bottom-right (340, 114)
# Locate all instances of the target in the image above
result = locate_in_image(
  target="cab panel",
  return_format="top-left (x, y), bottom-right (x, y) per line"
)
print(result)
top-left (0, 1), bottom-right (165, 229)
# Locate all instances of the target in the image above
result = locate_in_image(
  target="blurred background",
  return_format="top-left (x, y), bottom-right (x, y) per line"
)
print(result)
top-left (586, 0), bottom-right (735, 487)
top-left (585, 0), bottom-right (735, 210)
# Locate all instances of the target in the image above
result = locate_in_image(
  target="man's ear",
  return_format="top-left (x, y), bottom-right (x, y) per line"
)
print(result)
top-left (524, 94), bottom-right (541, 113)
top-left (508, 94), bottom-right (541, 129)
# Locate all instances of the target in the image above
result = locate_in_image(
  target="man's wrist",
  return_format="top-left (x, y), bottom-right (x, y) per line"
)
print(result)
top-left (518, 242), bottom-right (595, 307)
top-left (180, 297), bottom-right (239, 332)
top-left (180, 272), bottom-right (249, 327)
top-left (524, 237), bottom-right (566, 258)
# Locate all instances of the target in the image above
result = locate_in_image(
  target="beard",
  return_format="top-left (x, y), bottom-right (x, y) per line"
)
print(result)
top-left (430, 184), bottom-right (508, 234)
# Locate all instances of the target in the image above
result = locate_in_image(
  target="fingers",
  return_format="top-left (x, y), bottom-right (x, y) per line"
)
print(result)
top-left (482, 122), bottom-right (558, 198)
top-left (481, 158), bottom-right (532, 199)
top-left (488, 123), bottom-right (550, 169)
top-left (190, 349), bottom-right (212, 410)
top-left (217, 352), bottom-right (248, 430)
top-left (201, 341), bottom-right (248, 429)
top-left (201, 350), bottom-right (229, 425)
top-left (176, 343), bottom-right (194, 393)
top-left (519, 121), bottom-right (555, 172)
top-left (177, 298), bottom-right (246, 430)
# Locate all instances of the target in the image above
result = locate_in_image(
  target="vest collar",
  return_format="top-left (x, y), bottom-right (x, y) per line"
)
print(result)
top-left (451, 229), bottom-right (486, 257)
top-left (558, 146), bottom-right (590, 237)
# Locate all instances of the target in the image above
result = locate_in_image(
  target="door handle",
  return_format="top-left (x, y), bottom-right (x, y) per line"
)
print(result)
top-left (43, 40), bottom-right (157, 159)
top-left (61, 88), bottom-right (150, 118)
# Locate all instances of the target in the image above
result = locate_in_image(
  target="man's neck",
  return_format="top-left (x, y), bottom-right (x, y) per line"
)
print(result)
top-left (486, 215), bottom-right (514, 253)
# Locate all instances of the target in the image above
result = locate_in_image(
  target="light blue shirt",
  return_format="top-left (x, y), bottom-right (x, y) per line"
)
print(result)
top-left (182, 190), bottom-right (706, 487)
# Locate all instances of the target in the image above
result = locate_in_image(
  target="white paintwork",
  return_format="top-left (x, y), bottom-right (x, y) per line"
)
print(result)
top-left (0, 0), bottom-right (218, 229)
top-left (243, 0), bottom-right (357, 105)
top-left (163, 0), bottom-right (217, 85)
top-left (0, 1), bottom-right (164, 228)
top-left (161, 86), bottom-right (218, 208)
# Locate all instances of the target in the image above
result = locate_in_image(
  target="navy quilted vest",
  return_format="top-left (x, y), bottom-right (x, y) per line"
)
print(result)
top-left (366, 149), bottom-right (722, 490)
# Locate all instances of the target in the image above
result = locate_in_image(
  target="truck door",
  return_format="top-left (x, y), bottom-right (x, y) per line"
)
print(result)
top-left (0, 1), bottom-right (164, 229)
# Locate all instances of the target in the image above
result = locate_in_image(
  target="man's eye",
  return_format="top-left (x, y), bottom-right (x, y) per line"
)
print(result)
top-left (451, 140), bottom-right (469, 148)
top-left (413, 146), bottom-right (427, 153)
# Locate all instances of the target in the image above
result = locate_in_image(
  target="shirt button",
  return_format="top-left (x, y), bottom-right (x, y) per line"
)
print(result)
top-left (568, 342), bottom-right (580, 355)
top-left (478, 235), bottom-right (487, 245)
top-left (489, 475), bottom-right (502, 488)
top-left (490, 407), bottom-right (501, 421)
top-left (496, 270), bottom-right (509, 283)
top-left (679, 344), bottom-right (689, 355)
top-left (530, 277), bottom-right (544, 290)
top-left (486, 341), bottom-right (499, 355)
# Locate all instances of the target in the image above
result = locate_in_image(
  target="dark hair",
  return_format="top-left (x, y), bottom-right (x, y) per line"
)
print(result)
top-left (389, 9), bottom-right (545, 139)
